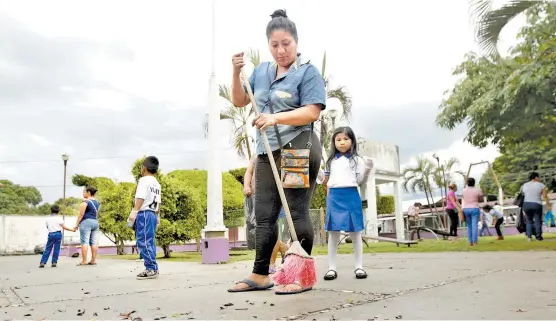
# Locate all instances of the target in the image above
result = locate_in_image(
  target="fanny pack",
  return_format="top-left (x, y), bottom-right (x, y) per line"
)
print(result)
top-left (268, 102), bottom-right (312, 189)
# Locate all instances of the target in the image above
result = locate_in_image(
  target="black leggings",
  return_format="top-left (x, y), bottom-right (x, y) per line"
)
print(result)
top-left (447, 209), bottom-right (458, 236)
top-left (494, 217), bottom-right (504, 237)
top-left (253, 130), bottom-right (321, 275)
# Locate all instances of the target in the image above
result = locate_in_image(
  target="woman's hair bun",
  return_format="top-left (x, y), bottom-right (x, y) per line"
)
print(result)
top-left (270, 9), bottom-right (287, 19)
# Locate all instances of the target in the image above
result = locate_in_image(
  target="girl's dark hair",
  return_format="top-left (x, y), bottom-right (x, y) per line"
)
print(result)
top-left (325, 126), bottom-right (358, 173)
top-left (483, 204), bottom-right (493, 211)
top-left (266, 9), bottom-right (298, 42)
top-left (529, 171), bottom-right (539, 180)
top-left (467, 177), bottom-right (476, 187)
top-left (85, 186), bottom-right (97, 196)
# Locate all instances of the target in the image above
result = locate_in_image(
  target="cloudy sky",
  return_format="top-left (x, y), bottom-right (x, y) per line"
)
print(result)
top-left (0, 0), bottom-right (523, 203)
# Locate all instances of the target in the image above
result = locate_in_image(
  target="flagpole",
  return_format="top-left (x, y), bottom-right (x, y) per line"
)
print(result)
top-left (202, 0), bottom-right (229, 264)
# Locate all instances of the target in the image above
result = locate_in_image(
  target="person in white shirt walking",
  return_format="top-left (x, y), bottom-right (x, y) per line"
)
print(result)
top-left (322, 127), bottom-right (373, 281)
top-left (39, 205), bottom-right (75, 268)
top-left (128, 156), bottom-right (162, 280)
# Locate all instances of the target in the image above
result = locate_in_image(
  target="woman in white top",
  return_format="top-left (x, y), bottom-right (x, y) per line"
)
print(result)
top-left (322, 127), bottom-right (373, 281)
top-left (521, 172), bottom-right (551, 241)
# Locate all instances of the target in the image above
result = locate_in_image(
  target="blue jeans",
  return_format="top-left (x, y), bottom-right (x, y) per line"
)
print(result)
top-left (523, 202), bottom-right (543, 239)
top-left (464, 208), bottom-right (480, 244)
top-left (79, 219), bottom-right (99, 246)
top-left (40, 231), bottom-right (62, 264)
top-left (135, 210), bottom-right (158, 271)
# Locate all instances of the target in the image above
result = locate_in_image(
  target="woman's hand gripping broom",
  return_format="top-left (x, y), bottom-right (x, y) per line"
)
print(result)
top-left (241, 68), bottom-right (317, 291)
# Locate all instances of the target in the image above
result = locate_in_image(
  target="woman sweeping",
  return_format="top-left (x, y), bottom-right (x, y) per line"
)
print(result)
top-left (227, 9), bottom-right (325, 295)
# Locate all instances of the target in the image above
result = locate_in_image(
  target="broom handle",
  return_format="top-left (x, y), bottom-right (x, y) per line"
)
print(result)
top-left (241, 68), bottom-right (298, 243)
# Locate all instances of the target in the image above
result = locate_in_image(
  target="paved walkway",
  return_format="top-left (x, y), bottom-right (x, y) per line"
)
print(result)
top-left (1, 251), bottom-right (555, 320)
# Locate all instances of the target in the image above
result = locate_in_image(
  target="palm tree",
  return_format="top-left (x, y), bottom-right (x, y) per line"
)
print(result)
top-left (470, 0), bottom-right (545, 57)
top-left (203, 50), bottom-right (260, 160)
top-left (432, 157), bottom-right (466, 191)
top-left (318, 51), bottom-right (352, 153)
top-left (402, 156), bottom-right (438, 214)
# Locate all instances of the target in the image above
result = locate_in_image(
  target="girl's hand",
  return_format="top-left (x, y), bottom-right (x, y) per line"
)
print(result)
top-left (232, 52), bottom-right (245, 74)
top-left (362, 156), bottom-right (374, 170)
top-left (252, 113), bottom-right (278, 130)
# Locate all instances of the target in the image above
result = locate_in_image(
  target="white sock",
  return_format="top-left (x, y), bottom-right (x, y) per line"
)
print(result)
top-left (349, 232), bottom-right (363, 270)
top-left (327, 231), bottom-right (341, 272)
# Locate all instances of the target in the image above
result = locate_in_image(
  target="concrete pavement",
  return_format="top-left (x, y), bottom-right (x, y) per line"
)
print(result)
top-left (1, 251), bottom-right (555, 320)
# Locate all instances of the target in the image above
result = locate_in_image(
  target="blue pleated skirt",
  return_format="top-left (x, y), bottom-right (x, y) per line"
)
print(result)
top-left (325, 187), bottom-right (364, 232)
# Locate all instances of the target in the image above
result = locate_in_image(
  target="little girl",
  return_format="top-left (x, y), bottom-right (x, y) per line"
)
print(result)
top-left (323, 126), bottom-right (373, 281)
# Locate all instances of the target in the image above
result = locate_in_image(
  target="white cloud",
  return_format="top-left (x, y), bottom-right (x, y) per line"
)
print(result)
top-left (0, 0), bottom-right (526, 204)
top-left (27, 133), bottom-right (52, 147)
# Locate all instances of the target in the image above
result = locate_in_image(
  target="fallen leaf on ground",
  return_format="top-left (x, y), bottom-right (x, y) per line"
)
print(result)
top-left (223, 303), bottom-right (234, 307)
top-left (119, 311), bottom-right (136, 319)
top-left (77, 309), bottom-right (85, 316)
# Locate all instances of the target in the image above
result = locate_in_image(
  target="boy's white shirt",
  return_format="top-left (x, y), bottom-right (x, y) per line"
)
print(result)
top-left (135, 176), bottom-right (162, 212)
top-left (46, 215), bottom-right (64, 233)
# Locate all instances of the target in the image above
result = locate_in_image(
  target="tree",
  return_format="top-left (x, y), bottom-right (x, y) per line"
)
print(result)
top-left (97, 182), bottom-right (136, 255)
top-left (0, 180), bottom-right (43, 214)
top-left (318, 51), bottom-right (352, 153)
top-left (228, 167), bottom-right (247, 186)
top-left (204, 49), bottom-right (260, 160)
top-left (479, 144), bottom-right (556, 196)
top-left (402, 156), bottom-right (438, 213)
top-left (167, 169), bottom-right (245, 227)
top-left (437, 3), bottom-right (556, 150)
top-left (432, 157), bottom-right (466, 192)
top-left (469, 0), bottom-right (548, 57)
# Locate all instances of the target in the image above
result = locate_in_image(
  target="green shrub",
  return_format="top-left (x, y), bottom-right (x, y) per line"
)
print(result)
top-left (377, 195), bottom-right (395, 214)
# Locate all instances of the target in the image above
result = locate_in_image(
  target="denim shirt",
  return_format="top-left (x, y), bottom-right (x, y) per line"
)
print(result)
top-left (247, 54), bottom-right (326, 155)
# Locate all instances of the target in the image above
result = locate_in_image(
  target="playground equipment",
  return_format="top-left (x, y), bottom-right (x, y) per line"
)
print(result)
top-left (465, 161), bottom-right (504, 205)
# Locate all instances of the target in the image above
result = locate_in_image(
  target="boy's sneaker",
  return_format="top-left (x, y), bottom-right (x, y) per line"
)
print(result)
top-left (51, 263), bottom-right (57, 268)
top-left (136, 270), bottom-right (159, 280)
top-left (39, 263), bottom-right (45, 268)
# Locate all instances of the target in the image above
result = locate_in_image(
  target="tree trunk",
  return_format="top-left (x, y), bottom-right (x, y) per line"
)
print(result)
top-left (426, 180), bottom-right (439, 213)
top-left (195, 238), bottom-right (201, 252)
top-left (163, 245), bottom-right (171, 258)
top-left (116, 238), bottom-right (125, 255)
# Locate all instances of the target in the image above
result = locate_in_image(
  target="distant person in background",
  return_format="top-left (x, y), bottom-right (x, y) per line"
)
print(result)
top-left (521, 172), bottom-right (551, 241)
top-left (243, 156), bottom-right (258, 250)
top-left (407, 202), bottom-right (423, 240)
top-left (462, 177), bottom-right (483, 246)
top-left (479, 207), bottom-right (493, 237)
top-left (39, 205), bottom-right (75, 268)
top-left (550, 179), bottom-right (556, 193)
top-left (446, 183), bottom-right (462, 237)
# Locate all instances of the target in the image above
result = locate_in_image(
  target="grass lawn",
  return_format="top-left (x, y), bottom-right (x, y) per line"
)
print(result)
top-left (105, 234), bottom-right (556, 263)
